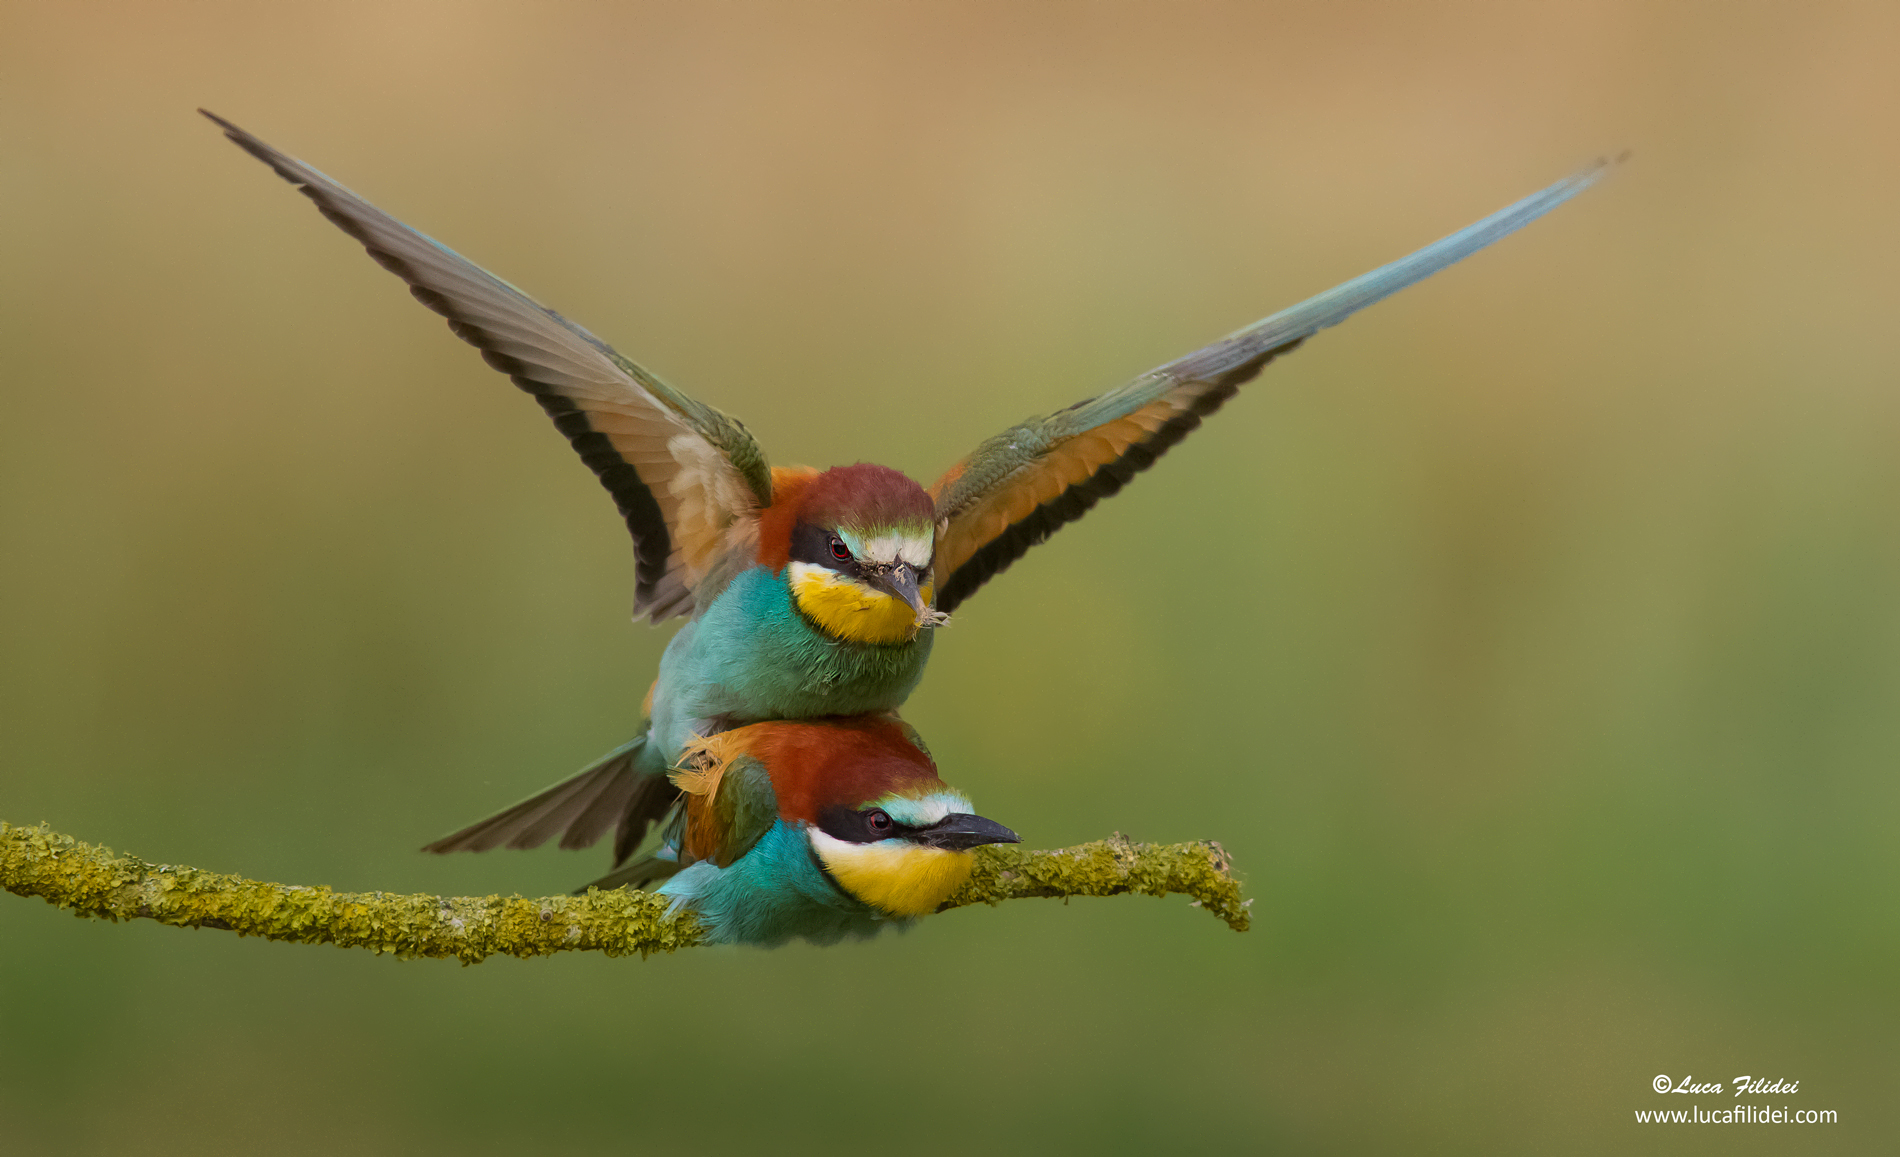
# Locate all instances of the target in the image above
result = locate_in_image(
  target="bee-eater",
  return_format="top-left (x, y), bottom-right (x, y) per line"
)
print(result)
top-left (200, 112), bottom-right (1604, 873)
top-left (611, 714), bottom-right (1018, 946)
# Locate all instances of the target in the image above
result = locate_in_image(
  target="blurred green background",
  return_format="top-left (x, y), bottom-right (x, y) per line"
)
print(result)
top-left (3, 2), bottom-right (1896, 1152)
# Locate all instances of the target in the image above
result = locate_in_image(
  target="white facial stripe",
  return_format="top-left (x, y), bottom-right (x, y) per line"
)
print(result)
top-left (879, 791), bottom-right (970, 828)
top-left (786, 561), bottom-right (926, 645)
top-left (806, 827), bottom-right (976, 918)
top-left (809, 827), bottom-right (870, 859)
top-left (788, 560), bottom-right (875, 595)
top-left (843, 531), bottom-right (934, 569)
top-left (807, 828), bottom-right (912, 888)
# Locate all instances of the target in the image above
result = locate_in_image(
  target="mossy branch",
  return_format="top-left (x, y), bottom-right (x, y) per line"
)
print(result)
top-left (1, 821), bottom-right (1248, 962)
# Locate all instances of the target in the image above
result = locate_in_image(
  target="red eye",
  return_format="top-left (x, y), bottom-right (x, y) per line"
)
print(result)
top-left (865, 809), bottom-right (893, 834)
top-left (828, 537), bottom-right (852, 563)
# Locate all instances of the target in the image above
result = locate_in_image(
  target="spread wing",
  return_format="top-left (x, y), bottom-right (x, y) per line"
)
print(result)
top-left (929, 161), bottom-right (1609, 615)
top-left (203, 111), bottom-right (770, 621)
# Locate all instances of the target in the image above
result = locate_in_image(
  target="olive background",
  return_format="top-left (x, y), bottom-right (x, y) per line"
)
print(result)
top-left (3, 3), bottom-right (1896, 1152)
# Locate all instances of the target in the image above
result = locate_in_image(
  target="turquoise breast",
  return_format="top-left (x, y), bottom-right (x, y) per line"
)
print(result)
top-left (659, 820), bottom-right (901, 946)
top-left (648, 567), bottom-right (934, 758)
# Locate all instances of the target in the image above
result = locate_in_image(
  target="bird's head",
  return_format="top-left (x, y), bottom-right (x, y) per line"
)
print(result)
top-left (809, 783), bottom-right (1021, 919)
top-left (761, 464), bottom-right (945, 645)
top-left (735, 716), bottom-right (1019, 917)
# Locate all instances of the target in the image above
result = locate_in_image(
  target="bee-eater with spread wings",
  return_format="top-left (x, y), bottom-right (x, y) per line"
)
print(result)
top-left (201, 112), bottom-right (1604, 875)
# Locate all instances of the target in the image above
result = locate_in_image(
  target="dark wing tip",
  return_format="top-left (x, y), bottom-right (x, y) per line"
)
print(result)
top-left (199, 110), bottom-right (291, 176)
top-left (934, 338), bottom-right (1300, 615)
top-left (199, 107), bottom-right (758, 625)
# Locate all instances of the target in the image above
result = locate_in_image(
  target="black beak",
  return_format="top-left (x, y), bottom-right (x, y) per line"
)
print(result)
top-left (914, 813), bottom-right (1021, 851)
top-left (870, 563), bottom-right (929, 621)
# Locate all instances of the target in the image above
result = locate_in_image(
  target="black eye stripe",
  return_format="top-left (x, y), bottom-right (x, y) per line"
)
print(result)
top-left (816, 804), bottom-right (921, 844)
top-left (790, 522), bottom-right (861, 576)
top-left (788, 522), bottom-right (934, 577)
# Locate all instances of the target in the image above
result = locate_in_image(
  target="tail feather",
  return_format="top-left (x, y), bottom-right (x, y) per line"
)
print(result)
top-left (579, 852), bottom-right (686, 894)
top-left (423, 736), bottom-right (672, 855)
top-left (613, 771), bottom-right (682, 865)
top-left (552, 753), bottom-right (644, 850)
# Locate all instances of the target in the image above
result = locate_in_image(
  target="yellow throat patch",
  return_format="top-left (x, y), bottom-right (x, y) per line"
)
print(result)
top-left (789, 564), bottom-right (931, 645)
top-left (810, 833), bottom-right (975, 917)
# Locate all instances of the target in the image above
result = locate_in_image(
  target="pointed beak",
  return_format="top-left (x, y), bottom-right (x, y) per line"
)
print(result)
top-left (914, 813), bottom-right (1021, 851)
top-left (871, 563), bottom-right (930, 622)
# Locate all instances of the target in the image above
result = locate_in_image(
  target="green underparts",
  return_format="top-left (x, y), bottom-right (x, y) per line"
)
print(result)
top-left (0, 822), bottom-right (1250, 963)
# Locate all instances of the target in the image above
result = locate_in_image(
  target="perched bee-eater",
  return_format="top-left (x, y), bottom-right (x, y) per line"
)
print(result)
top-left (611, 714), bottom-right (1018, 946)
top-left (200, 113), bottom-right (1604, 874)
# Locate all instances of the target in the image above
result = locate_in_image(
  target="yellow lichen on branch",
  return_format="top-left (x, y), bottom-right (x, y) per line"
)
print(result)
top-left (0, 821), bottom-right (699, 962)
top-left (940, 833), bottom-right (1251, 931)
top-left (1, 820), bottom-right (1249, 962)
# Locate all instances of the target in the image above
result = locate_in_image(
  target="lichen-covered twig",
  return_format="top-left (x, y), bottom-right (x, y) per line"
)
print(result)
top-left (1, 820), bottom-right (1249, 963)
top-left (0, 821), bottom-right (700, 963)
top-left (938, 833), bottom-right (1251, 931)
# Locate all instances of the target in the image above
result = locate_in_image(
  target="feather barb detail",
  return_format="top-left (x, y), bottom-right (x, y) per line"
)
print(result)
top-left (668, 731), bottom-right (750, 801)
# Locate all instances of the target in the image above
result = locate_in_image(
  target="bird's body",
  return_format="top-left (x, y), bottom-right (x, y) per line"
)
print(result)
top-left (419, 460), bottom-right (948, 866)
top-left (651, 564), bottom-right (933, 748)
top-left (200, 111), bottom-right (1606, 884)
top-left (645, 464), bottom-right (939, 755)
top-left (628, 714), bottom-right (1017, 946)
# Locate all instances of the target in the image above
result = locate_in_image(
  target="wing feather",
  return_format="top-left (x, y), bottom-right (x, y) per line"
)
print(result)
top-left (422, 738), bottom-right (656, 854)
top-left (930, 160), bottom-right (1610, 614)
top-left (203, 111), bottom-right (771, 620)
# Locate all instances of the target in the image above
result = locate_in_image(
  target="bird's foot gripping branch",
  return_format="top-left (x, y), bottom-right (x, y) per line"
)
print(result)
top-left (0, 822), bottom-right (1249, 963)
